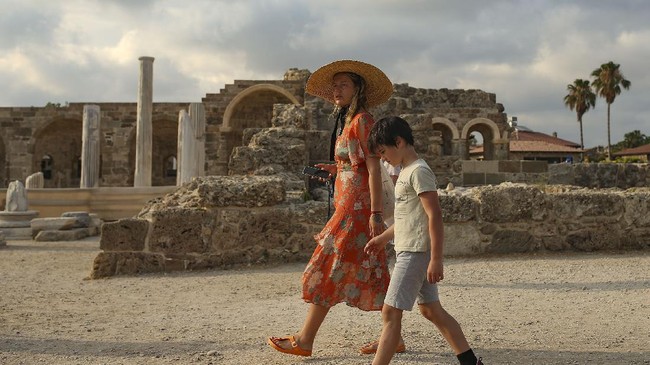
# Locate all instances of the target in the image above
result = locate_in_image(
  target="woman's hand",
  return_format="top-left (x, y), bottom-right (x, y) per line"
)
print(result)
top-left (315, 163), bottom-right (336, 181)
top-left (368, 212), bottom-right (385, 237)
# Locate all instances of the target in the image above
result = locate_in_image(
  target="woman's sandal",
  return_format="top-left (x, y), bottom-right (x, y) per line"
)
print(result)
top-left (359, 340), bottom-right (406, 354)
top-left (267, 335), bottom-right (312, 357)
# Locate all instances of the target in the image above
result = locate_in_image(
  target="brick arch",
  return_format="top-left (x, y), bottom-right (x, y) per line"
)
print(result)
top-left (460, 118), bottom-right (501, 141)
top-left (222, 84), bottom-right (300, 130)
top-left (31, 118), bottom-right (83, 188)
top-left (431, 117), bottom-right (460, 140)
top-left (462, 118), bottom-right (502, 161)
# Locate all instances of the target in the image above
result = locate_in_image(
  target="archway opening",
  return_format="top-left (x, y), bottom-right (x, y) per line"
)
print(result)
top-left (33, 119), bottom-right (82, 188)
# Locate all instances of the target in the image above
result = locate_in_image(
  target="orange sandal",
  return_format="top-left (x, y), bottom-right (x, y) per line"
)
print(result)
top-left (267, 335), bottom-right (312, 357)
top-left (359, 340), bottom-right (406, 354)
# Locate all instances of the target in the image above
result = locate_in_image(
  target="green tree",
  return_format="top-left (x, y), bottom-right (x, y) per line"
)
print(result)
top-left (590, 61), bottom-right (631, 160)
top-left (621, 130), bottom-right (649, 149)
top-left (564, 79), bottom-right (596, 150)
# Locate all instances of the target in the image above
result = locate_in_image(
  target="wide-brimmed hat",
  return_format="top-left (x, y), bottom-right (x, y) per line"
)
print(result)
top-left (306, 60), bottom-right (393, 107)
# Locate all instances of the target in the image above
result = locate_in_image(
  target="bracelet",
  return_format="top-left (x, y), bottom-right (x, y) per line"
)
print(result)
top-left (371, 211), bottom-right (383, 215)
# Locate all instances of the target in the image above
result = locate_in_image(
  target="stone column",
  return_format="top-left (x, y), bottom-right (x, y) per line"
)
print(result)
top-left (176, 103), bottom-right (206, 185)
top-left (189, 102), bottom-right (206, 178)
top-left (134, 56), bottom-right (154, 187)
top-left (81, 104), bottom-right (101, 188)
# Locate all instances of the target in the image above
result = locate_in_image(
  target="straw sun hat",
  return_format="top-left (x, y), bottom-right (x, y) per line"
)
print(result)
top-left (305, 60), bottom-right (393, 107)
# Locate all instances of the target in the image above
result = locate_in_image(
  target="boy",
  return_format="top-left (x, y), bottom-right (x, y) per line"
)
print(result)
top-left (365, 116), bottom-right (483, 365)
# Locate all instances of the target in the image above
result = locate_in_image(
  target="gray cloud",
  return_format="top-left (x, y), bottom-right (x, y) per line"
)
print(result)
top-left (0, 0), bottom-right (647, 147)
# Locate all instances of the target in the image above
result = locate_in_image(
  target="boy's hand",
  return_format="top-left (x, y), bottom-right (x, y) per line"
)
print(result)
top-left (364, 234), bottom-right (389, 255)
top-left (427, 258), bottom-right (444, 283)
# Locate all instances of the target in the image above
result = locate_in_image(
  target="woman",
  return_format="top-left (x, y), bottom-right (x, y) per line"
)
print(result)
top-left (267, 60), bottom-right (393, 356)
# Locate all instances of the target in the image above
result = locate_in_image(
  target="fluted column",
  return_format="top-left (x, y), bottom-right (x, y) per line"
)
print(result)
top-left (134, 56), bottom-right (154, 187)
top-left (176, 103), bottom-right (206, 185)
top-left (80, 104), bottom-right (101, 188)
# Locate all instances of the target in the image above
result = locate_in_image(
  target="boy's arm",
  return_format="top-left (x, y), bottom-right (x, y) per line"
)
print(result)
top-left (364, 224), bottom-right (394, 255)
top-left (419, 191), bottom-right (444, 283)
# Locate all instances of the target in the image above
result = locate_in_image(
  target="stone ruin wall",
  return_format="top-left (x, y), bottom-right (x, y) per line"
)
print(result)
top-left (91, 180), bottom-right (650, 278)
top-left (91, 104), bottom-right (649, 278)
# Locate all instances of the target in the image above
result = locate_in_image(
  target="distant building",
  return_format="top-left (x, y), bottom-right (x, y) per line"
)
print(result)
top-left (612, 143), bottom-right (650, 162)
top-left (470, 124), bottom-right (583, 163)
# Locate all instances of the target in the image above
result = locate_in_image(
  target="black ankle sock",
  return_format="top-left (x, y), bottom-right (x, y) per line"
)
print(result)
top-left (457, 349), bottom-right (478, 365)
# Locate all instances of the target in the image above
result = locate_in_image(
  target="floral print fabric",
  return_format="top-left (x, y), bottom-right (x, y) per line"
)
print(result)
top-left (302, 113), bottom-right (390, 311)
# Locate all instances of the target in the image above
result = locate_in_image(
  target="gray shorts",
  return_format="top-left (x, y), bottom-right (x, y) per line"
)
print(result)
top-left (384, 251), bottom-right (439, 311)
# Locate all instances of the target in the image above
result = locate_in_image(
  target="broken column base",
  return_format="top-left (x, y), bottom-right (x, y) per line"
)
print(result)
top-left (0, 210), bottom-right (39, 240)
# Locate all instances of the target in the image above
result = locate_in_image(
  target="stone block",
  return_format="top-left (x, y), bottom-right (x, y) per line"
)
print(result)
top-left (521, 161), bottom-right (548, 173)
top-left (0, 230), bottom-right (5, 247)
top-left (463, 173), bottom-right (485, 186)
top-left (148, 208), bottom-right (209, 254)
top-left (31, 217), bottom-right (78, 238)
top-left (34, 228), bottom-right (89, 241)
top-left (485, 173), bottom-right (506, 185)
top-left (61, 211), bottom-right (91, 228)
top-left (100, 218), bottom-right (149, 251)
top-left (498, 160), bottom-right (521, 173)
top-left (443, 223), bottom-right (482, 255)
top-left (487, 229), bottom-right (535, 253)
top-left (439, 194), bottom-right (477, 222)
top-left (476, 184), bottom-right (546, 223)
top-left (90, 252), bottom-right (165, 279)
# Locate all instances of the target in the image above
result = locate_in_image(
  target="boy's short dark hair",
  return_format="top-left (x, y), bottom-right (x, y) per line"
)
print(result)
top-left (368, 116), bottom-right (414, 153)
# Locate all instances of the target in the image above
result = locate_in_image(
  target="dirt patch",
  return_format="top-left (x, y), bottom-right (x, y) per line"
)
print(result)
top-left (0, 238), bottom-right (648, 364)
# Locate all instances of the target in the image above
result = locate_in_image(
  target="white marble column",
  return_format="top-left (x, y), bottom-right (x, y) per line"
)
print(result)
top-left (80, 104), bottom-right (101, 188)
top-left (189, 102), bottom-right (206, 178)
top-left (134, 56), bottom-right (154, 187)
top-left (176, 103), bottom-right (206, 185)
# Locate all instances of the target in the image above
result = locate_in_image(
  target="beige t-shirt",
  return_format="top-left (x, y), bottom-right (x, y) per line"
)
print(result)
top-left (393, 159), bottom-right (438, 252)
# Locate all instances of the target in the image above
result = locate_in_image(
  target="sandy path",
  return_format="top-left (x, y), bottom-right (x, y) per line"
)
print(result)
top-left (0, 238), bottom-right (648, 364)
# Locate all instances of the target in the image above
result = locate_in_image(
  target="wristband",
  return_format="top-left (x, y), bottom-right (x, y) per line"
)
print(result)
top-left (371, 211), bottom-right (383, 214)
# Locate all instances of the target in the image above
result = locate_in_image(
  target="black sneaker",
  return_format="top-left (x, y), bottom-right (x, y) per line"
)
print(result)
top-left (477, 357), bottom-right (484, 365)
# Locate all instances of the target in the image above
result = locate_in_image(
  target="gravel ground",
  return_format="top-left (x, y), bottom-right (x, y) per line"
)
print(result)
top-left (0, 237), bottom-right (648, 365)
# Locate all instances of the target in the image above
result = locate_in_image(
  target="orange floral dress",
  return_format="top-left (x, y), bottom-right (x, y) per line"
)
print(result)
top-left (302, 112), bottom-right (390, 311)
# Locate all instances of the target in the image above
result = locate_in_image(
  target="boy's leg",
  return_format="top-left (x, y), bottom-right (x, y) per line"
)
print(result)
top-left (372, 304), bottom-right (403, 365)
top-left (418, 301), bottom-right (473, 357)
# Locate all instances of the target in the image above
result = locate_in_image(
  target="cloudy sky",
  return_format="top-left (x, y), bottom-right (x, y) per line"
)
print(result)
top-left (1, 0), bottom-right (648, 148)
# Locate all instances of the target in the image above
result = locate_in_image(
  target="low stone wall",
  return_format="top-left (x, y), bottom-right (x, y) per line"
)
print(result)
top-left (549, 163), bottom-right (650, 188)
top-left (90, 179), bottom-right (649, 278)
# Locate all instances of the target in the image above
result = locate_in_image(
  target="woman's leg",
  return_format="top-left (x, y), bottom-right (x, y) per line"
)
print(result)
top-left (273, 303), bottom-right (330, 351)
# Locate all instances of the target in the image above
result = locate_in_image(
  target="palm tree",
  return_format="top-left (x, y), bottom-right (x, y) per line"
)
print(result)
top-left (590, 61), bottom-right (631, 160)
top-left (564, 79), bottom-right (596, 151)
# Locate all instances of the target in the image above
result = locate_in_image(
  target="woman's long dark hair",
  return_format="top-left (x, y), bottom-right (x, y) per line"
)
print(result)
top-left (329, 72), bottom-right (368, 160)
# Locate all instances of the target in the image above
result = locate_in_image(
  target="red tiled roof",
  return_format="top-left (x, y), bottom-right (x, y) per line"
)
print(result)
top-left (511, 130), bottom-right (580, 148)
top-left (470, 140), bottom-right (583, 154)
top-left (613, 143), bottom-right (650, 156)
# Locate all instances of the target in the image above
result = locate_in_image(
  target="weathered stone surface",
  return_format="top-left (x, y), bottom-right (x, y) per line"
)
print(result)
top-left (100, 219), bottom-right (149, 251)
top-left (34, 228), bottom-right (89, 241)
top-left (90, 252), bottom-right (165, 279)
top-left (31, 217), bottom-right (79, 238)
top-left (475, 183), bottom-right (547, 222)
top-left (148, 208), bottom-right (210, 254)
top-left (229, 127), bottom-right (308, 176)
top-left (272, 104), bottom-right (309, 129)
top-left (90, 182), bottom-right (650, 278)
top-left (6, 180), bottom-right (28, 211)
top-left (25, 172), bottom-right (44, 189)
top-left (61, 211), bottom-right (91, 228)
top-left (0, 231), bottom-right (5, 247)
top-left (487, 229), bottom-right (536, 253)
top-left (139, 176), bottom-right (285, 212)
top-left (439, 193), bottom-right (477, 222)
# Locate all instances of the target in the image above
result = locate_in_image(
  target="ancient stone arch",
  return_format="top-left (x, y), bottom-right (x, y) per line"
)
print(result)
top-left (431, 117), bottom-right (460, 156)
top-left (128, 118), bottom-right (178, 186)
top-left (216, 84), bottom-right (301, 175)
top-left (461, 118), bottom-right (502, 160)
top-left (31, 119), bottom-right (82, 188)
